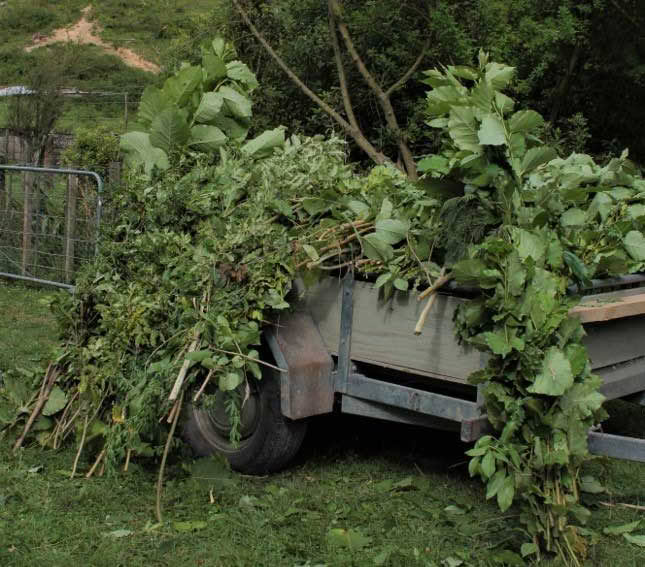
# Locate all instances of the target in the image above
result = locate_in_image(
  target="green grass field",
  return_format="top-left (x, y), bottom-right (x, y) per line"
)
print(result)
top-left (1, 280), bottom-right (645, 567)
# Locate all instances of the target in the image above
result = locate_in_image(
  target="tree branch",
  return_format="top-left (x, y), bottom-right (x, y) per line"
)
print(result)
top-left (328, 0), bottom-right (360, 132)
top-left (330, 0), bottom-right (417, 179)
top-left (385, 42), bottom-right (428, 97)
top-left (231, 0), bottom-right (390, 168)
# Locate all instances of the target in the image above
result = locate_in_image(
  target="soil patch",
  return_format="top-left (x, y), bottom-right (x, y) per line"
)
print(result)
top-left (25, 5), bottom-right (160, 74)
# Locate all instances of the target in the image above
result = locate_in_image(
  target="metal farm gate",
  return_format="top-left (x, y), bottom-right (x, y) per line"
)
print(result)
top-left (0, 165), bottom-right (103, 290)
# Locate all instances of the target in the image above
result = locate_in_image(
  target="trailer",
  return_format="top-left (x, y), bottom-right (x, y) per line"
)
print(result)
top-left (184, 273), bottom-right (645, 473)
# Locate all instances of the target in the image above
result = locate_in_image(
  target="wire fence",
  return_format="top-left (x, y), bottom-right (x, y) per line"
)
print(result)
top-left (0, 90), bottom-right (142, 133)
top-left (0, 166), bottom-right (103, 288)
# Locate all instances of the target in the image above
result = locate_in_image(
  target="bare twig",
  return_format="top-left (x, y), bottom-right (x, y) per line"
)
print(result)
top-left (156, 391), bottom-right (184, 524)
top-left (417, 271), bottom-right (453, 301)
top-left (415, 268), bottom-right (446, 334)
top-left (231, 0), bottom-right (390, 168)
top-left (385, 41), bottom-right (428, 97)
top-left (13, 364), bottom-right (59, 452)
top-left (168, 336), bottom-right (200, 402)
top-left (193, 368), bottom-right (215, 403)
top-left (123, 448), bottom-right (132, 472)
top-left (166, 397), bottom-right (181, 424)
top-left (599, 501), bottom-right (645, 512)
top-left (328, 0), bottom-right (360, 131)
top-left (71, 413), bottom-right (89, 479)
top-left (86, 447), bottom-right (107, 478)
top-left (330, 0), bottom-right (417, 179)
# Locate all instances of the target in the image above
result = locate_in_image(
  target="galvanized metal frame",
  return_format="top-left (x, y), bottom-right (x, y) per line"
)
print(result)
top-left (0, 164), bottom-right (103, 290)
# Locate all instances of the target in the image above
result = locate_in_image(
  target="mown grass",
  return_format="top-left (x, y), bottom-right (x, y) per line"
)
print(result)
top-left (1, 280), bottom-right (645, 567)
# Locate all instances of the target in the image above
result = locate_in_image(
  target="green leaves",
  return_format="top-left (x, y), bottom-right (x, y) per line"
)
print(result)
top-left (374, 219), bottom-right (409, 245)
top-left (508, 110), bottom-right (544, 133)
top-left (193, 92), bottom-right (224, 123)
top-left (241, 127), bottom-right (285, 157)
top-left (189, 125), bottom-right (227, 152)
top-left (478, 114), bottom-right (506, 146)
top-left (624, 230), bottom-right (645, 261)
top-left (119, 132), bottom-right (169, 176)
top-left (150, 109), bottom-right (190, 153)
top-left (527, 347), bottom-right (573, 396)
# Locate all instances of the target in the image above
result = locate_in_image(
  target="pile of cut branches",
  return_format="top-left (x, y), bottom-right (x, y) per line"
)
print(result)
top-left (3, 46), bottom-right (645, 564)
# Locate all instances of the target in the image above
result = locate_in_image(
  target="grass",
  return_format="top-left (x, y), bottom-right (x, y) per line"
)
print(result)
top-left (1, 279), bottom-right (645, 566)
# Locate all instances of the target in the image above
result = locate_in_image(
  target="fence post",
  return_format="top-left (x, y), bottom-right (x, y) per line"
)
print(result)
top-left (21, 170), bottom-right (33, 276)
top-left (64, 174), bottom-right (78, 284)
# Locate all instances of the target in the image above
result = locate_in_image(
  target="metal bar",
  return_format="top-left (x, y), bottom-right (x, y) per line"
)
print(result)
top-left (343, 372), bottom-right (481, 422)
top-left (460, 415), bottom-right (493, 442)
top-left (588, 430), bottom-right (645, 462)
top-left (597, 357), bottom-right (645, 400)
top-left (335, 271), bottom-right (354, 394)
top-left (0, 271), bottom-right (74, 290)
top-left (341, 395), bottom-right (460, 432)
top-left (568, 273), bottom-right (645, 295)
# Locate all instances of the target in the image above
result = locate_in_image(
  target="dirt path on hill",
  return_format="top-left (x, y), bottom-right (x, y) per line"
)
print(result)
top-left (25, 5), bottom-right (160, 74)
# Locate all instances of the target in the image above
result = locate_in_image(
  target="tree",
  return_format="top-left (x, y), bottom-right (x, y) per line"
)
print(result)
top-left (231, 0), bottom-right (432, 178)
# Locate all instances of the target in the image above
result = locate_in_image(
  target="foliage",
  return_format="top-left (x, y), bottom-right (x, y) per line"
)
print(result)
top-left (61, 126), bottom-right (120, 175)
top-left (420, 53), bottom-right (645, 564)
top-left (5, 43), bottom-right (645, 564)
top-left (120, 38), bottom-right (274, 176)
top-left (215, 0), bottom-right (645, 163)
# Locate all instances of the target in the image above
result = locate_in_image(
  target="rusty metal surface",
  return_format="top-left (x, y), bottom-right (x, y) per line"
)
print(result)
top-left (267, 310), bottom-right (334, 420)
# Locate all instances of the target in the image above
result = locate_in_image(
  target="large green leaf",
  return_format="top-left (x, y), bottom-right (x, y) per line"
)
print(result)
top-left (162, 65), bottom-right (202, 107)
top-left (188, 125), bottom-right (227, 151)
top-left (478, 114), bottom-right (506, 146)
top-left (527, 347), bottom-right (574, 396)
top-left (508, 110), bottom-right (544, 133)
top-left (484, 62), bottom-right (515, 89)
top-left (119, 132), bottom-right (169, 176)
top-left (560, 208), bottom-right (587, 227)
top-left (212, 115), bottom-right (249, 141)
top-left (137, 86), bottom-right (170, 128)
top-left (624, 230), bottom-right (645, 261)
top-left (149, 108), bottom-right (190, 153)
top-left (559, 382), bottom-right (604, 418)
top-left (202, 52), bottom-right (227, 82)
top-left (42, 386), bottom-right (67, 416)
top-left (220, 86), bottom-right (252, 119)
top-left (374, 219), bottom-right (409, 245)
top-left (520, 146), bottom-right (557, 176)
top-left (226, 60), bottom-right (259, 90)
top-left (448, 106), bottom-right (481, 153)
top-left (362, 233), bottom-right (394, 262)
top-left (193, 92), bottom-right (224, 123)
top-left (241, 127), bottom-right (285, 157)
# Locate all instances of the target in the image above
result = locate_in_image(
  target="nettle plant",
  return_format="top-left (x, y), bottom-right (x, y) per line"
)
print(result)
top-left (120, 37), bottom-right (284, 175)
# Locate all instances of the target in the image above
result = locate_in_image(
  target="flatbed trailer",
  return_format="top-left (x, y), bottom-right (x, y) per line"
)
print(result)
top-left (185, 273), bottom-right (645, 472)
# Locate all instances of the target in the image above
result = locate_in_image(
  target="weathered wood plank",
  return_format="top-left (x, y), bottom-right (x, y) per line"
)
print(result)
top-left (304, 278), bottom-right (645, 384)
top-left (304, 278), bottom-right (483, 384)
top-left (571, 288), bottom-right (645, 323)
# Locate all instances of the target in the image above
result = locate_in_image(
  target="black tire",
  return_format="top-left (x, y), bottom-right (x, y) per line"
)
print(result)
top-left (183, 368), bottom-right (307, 474)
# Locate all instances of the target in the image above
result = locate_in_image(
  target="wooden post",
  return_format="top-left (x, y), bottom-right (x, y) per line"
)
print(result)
top-left (64, 174), bottom-right (78, 284)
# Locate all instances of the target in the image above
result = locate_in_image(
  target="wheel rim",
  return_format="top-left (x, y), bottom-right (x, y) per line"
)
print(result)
top-left (193, 383), bottom-right (261, 453)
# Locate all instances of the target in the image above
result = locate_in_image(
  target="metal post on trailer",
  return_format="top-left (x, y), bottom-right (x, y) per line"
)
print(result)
top-left (335, 269), bottom-right (354, 394)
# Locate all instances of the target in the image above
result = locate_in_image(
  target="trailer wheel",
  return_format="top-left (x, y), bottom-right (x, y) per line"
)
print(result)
top-left (183, 368), bottom-right (307, 474)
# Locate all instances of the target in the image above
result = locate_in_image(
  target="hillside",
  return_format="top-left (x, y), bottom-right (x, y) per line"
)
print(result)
top-left (0, 0), bottom-right (219, 133)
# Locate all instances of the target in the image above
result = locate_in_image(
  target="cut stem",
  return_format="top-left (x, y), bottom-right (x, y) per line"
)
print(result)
top-left (156, 391), bottom-right (184, 524)
top-left (71, 413), bottom-right (89, 479)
